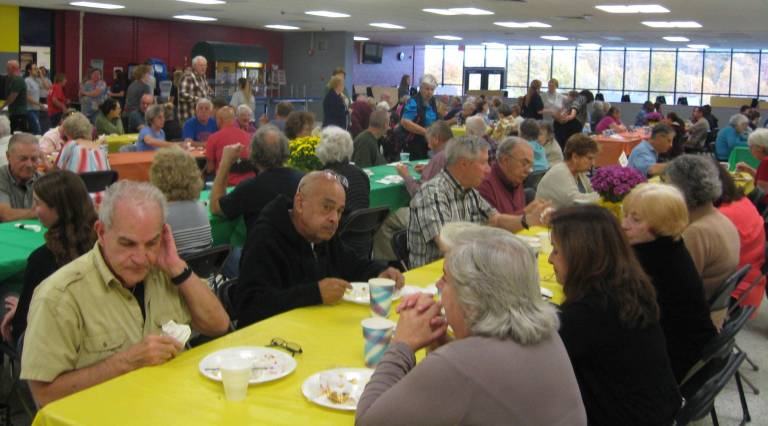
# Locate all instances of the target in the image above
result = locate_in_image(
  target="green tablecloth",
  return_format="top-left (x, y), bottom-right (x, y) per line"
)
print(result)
top-left (201, 189), bottom-right (247, 248)
top-left (0, 220), bottom-right (46, 292)
top-left (727, 146), bottom-right (759, 171)
top-left (367, 160), bottom-right (426, 209)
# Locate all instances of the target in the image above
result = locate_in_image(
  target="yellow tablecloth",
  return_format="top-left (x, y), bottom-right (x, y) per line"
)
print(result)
top-left (450, 126), bottom-right (465, 137)
top-left (32, 228), bottom-right (562, 426)
top-left (649, 172), bottom-right (754, 195)
top-left (104, 133), bottom-right (138, 153)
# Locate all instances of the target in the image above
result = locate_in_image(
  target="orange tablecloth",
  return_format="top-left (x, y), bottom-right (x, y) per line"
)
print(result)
top-left (593, 131), bottom-right (645, 167)
top-left (109, 149), bottom-right (206, 181)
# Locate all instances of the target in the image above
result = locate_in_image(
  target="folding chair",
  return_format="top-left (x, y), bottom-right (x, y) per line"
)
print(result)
top-left (79, 170), bottom-right (118, 193)
top-left (338, 206), bottom-right (390, 259)
top-left (182, 245), bottom-right (231, 291)
top-left (391, 229), bottom-right (409, 271)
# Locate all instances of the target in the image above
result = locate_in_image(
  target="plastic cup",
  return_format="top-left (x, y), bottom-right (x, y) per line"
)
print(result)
top-left (221, 358), bottom-right (251, 401)
top-left (527, 241), bottom-right (541, 259)
top-left (368, 278), bottom-right (396, 318)
top-left (537, 231), bottom-right (552, 255)
top-left (361, 317), bottom-right (395, 368)
top-left (400, 152), bottom-right (410, 163)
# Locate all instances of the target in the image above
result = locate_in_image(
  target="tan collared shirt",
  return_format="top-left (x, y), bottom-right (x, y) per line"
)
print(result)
top-left (21, 244), bottom-right (191, 382)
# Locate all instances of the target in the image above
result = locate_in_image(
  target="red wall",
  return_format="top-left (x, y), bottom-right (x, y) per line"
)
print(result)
top-left (55, 11), bottom-right (284, 98)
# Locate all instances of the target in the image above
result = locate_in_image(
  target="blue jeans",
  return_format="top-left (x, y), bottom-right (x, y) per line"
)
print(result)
top-left (26, 110), bottom-right (41, 135)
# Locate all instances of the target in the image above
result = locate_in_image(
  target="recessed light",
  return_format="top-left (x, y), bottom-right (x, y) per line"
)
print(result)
top-left (663, 36), bottom-right (690, 42)
top-left (482, 42), bottom-right (506, 48)
top-left (369, 23), bottom-right (405, 29)
top-left (422, 7), bottom-right (493, 16)
top-left (595, 4), bottom-right (670, 13)
top-left (687, 44), bottom-right (709, 49)
top-left (493, 21), bottom-right (551, 28)
top-left (176, 0), bottom-right (225, 4)
top-left (305, 10), bottom-right (350, 18)
top-left (602, 36), bottom-right (624, 41)
top-left (265, 24), bottom-right (300, 30)
top-left (69, 1), bottom-right (124, 9)
top-left (578, 43), bottom-right (602, 49)
top-left (354, 36), bottom-right (369, 41)
top-left (642, 21), bottom-right (702, 28)
top-left (541, 35), bottom-right (569, 41)
top-left (173, 14), bottom-right (217, 21)
top-left (434, 35), bottom-right (462, 41)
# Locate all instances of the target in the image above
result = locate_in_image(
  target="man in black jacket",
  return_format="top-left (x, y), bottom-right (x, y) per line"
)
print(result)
top-left (235, 170), bottom-right (404, 327)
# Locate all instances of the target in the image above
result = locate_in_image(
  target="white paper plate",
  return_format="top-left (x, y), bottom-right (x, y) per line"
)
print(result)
top-left (301, 368), bottom-right (374, 411)
top-left (342, 282), bottom-right (402, 305)
top-left (199, 346), bottom-right (297, 384)
top-left (540, 287), bottom-right (554, 299)
top-left (399, 284), bottom-right (438, 297)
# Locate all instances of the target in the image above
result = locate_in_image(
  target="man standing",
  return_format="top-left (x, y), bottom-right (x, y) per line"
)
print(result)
top-left (182, 98), bottom-right (217, 146)
top-left (628, 123), bottom-right (675, 177)
top-left (0, 133), bottom-right (41, 221)
top-left (205, 106), bottom-right (254, 186)
top-left (687, 107), bottom-right (710, 150)
top-left (235, 171), bottom-right (404, 326)
top-left (127, 93), bottom-right (155, 133)
top-left (408, 136), bottom-right (549, 268)
top-left (3, 60), bottom-right (28, 133)
top-left (178, 56), bottom-right (211, 123)
top-left (21, 181), bottom-right (229, 407)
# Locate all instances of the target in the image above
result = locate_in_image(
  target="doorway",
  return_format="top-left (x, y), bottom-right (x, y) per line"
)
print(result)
top-left (463, 67), bottom-right (506, 92)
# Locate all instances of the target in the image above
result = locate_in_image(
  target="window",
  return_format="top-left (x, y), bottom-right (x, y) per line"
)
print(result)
top-left (424, 45), bottom-right (444, 84)
top-left (552, 47), bottom-right (576, 89)
top-left (575, 49), bottom-right (599, 90)
top-left (485, 46), bottom-right (506, 68)
top-left (676, 50), bottom-right (703, 94)
top-left (507, 48), bottom-right (529, 88)
top-left (624, 49), bottom-right (650, 92)
top-left (436, 85), bottom-right (462, 96)
top-left (505, 87), bottom-right (527, 98)
top-left (730, 52), bottom-right (759, 95)
top-left (761, 51), bottom-right (768, 98)
top-left (599, 49), bottom-right (624, 90)
top-left (703, 50), bottom-right (732, 94)
top-left (650, 50), bottom-right (676, 92)
top-left (464, 45), bottom-right (485, 67)
top-left (443, 45), bottom-right (464, 85)
top-left (529, 47), bottom-right (552, 83)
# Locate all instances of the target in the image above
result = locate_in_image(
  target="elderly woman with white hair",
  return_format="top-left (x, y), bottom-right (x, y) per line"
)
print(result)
top-left (0, 116), bottom-right (11, 167)
top-left (735, 128), bottom-right (768, 195)
top-left (664, 155), bottom-right (740, 306)
top-left (235, 104), bottom-right (256, 134)
top-left (356, 228), bottom-right (587, 425)
top-left (715, 113), bottom-right (750, 161)
top-left (465, 115), bottom-right (496, 161)
top-left (316, 126), bottom-right (370, 220)
top-left (399, 74), bottom-right (440, 160)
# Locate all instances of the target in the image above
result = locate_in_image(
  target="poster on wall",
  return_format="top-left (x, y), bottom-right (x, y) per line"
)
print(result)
top-left (19, 52), bottom-right (37, 72)
top-left (90, 59), bottom-right (104, 73)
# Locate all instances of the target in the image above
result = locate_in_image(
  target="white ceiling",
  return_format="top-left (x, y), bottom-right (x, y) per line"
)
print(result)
top-left (4, 0), bottom-right (768, 48)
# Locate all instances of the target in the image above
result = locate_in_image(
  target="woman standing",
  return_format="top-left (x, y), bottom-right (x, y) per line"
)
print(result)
top-left (230, 77), bottom-right (255, 112)
top-left (47, 73), bottom-right (68, 127)
top-left (399, 74), bottom-right (439, 160)
top-left (79, 68), bottom-right (108, 122)
top-left (322, 75), bottom-right (348, 129)
top-left (0, 170), bottom-right (97, 345)
top-left (124, 65), bottom-right (152, 114)
top-left (397, 74), bottom-right (411, 100)
top-left (549, 205), bottom-right (681, 425)
top-left (554, 90), bottom-right (594, 150)
top-left (520, 79), bottom-right (544, 120)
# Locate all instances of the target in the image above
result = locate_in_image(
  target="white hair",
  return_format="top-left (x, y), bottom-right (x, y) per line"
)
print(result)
top-left (729, 113), bottom-right (749, 127)
top-left (316, 126), bottom-right (354, 164)
top-left (465, 116), bottom-right (487, 137)
top-left (196, 98), bottom-right (212, 109)
top-left (99, 180), bottom-right (167, 228)
top-left (192, 55), bottom-right (207, 66)
top-left (0, 116), bottom-right (10, 137)
top-left (375, 101), bottom-right (390, 112)
top-left (236, 104), bottom-right (253, 116)
top-left (748, 128), bottom-right (768, 151)
top-left (420, 74), bottom-right (438, 89)
top-left (443, 229), bottom-right (559, 343)
top-left (445, 135), bottom-right (489, 165)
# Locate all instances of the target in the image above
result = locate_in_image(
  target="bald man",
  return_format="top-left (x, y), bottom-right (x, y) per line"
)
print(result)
top-left (4, 60), bottom-right (29, 133)
top-left (205, 106), bottom-right (254, 185)
top-left (234, 171), bottom-right (404, 327)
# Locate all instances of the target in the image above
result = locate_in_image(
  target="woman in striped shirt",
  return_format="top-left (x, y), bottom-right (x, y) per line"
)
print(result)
top-left (56, 112), bottom-right (111, 205)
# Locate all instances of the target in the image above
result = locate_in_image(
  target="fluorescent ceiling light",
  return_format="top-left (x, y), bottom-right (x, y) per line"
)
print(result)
top-left (176, 0), bottom-right (225, 4)
top-left (69, 1), bottom-right (124, 9)
top-left (354, 36), bottom-right (369, 41)
top-left (642, 21), bottom-right (702, 28)
top-left (434, 35), bottom-right (462, 41)
top-left (663, 36), bottom-right (690, 42)
top-left (305, 10), bottom-right (350, 18)
top-left (265, 24), bottom-right (300, 30)
top-left (493, 21), bottom-right (551, 28)
top-left (173, 14), bottom-right (217, 21)
top-left (603, 36), bottom-right (624, 41)
top-left (422, 7), bottom-right (493, 16)
top-left (541, 35), bottom-right (569, 41)
top-left (578, 43), bottom-right (602, 49)
top-left (482, 42), bottom-right (506, 48)
top-left (369, 22), bottom-right (405, 29)
top-left (687, 44), bottom-right (709, 49)
top-left (595, 4), bottom-right (670, 13)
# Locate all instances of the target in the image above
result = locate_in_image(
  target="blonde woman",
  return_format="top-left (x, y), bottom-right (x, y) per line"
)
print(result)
top-left (622, 183), bottom-right (717, 382)
top-left (322, 75), bottom-right (347, 129)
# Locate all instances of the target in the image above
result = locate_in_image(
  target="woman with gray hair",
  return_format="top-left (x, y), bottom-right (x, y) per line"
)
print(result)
top-left (664, 154), bottom-right (740, 304)
top-left (715, 113), bottom-right (750, 160)
top-left (317, 126), bottom-right (369, 222)
top-left (735, 128), bottom-right (768, 195)
top-left (136, 104), bottom-right (175, 151)
top-left (357, 230), bottom-right (587, 425)
top-left (399, 74), bottom-right (439, 160)
top-left (56, 112), bottom-right (111, 205)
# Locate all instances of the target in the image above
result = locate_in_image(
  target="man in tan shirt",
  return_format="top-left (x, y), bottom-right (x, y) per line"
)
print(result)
top-left (21, 181), bottom-right (230, 407)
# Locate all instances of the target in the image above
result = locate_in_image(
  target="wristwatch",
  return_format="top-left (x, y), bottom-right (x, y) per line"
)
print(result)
top-left (170, 264), bottom-right (193, 286)
top-left (521, 213), bottom-right (530, 230)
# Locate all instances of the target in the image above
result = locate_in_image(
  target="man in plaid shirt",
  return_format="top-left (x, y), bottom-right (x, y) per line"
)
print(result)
top-left (178, 56), bottom-right (211, 123)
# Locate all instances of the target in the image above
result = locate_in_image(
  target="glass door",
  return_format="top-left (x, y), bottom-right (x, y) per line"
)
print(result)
top-left (463, 67), bottom-right (506, 92)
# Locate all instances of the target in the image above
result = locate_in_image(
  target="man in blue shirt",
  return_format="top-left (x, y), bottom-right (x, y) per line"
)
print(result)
top-left (182, 98), bottom-right (218, 147)
top-left (628, 123), bottom-right (675, 177)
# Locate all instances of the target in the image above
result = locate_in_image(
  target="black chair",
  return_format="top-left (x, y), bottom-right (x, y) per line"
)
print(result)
top-left (656, 95), bottom-right (667, 104)
top-left (79, 170), bottom-right (118, 193)
top-left (621, 94), bottom-right (631, 102)
top-left (182, 245), bottom-right (231, 286)
top-left (523, 171), bottom-right (546, 190)
top-left (678, 97), bottom-right (689, 105)
top-left (229, 158), bottom-right (255, 174)
top-left (675, 352), bottom-right (747, 426)
top-left (746, 187), bottom-right (767, 216)
top-left (594, 93), bottom-right (605, 101)
top-left (708, 264), bottom-right (751, 310)
top-left (195, 156), bottom-right (207, 172)
top-left (524, 187), bottom-right (536, 205)
top-left (215, 278), bottom-right (239, 327)
top-left (338, 206), bottom-right (390, 258)
top-left (391, 229), bottom-right (409, 271)
top-left (0, 337), bottom-right (35, 421)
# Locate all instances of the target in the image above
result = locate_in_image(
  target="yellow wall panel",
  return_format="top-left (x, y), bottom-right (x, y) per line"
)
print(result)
top-left (0, 5), bottom-right (19, 52)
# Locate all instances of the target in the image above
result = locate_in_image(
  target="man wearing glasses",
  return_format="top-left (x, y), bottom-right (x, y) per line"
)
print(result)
top-left (235, 171), bottom-right (404, 327)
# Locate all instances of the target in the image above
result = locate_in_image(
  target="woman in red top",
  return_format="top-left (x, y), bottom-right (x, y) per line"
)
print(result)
top-left (735, 128), bottom-right (768, 198)
top-left (715, 162), bottom-right (766, 317)
top-left (47, 73), bottom-right (68, 126)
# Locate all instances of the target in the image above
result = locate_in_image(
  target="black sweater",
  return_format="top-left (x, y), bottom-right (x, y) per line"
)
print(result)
top-left (322, 90), bottom-right (347, 129)
top-left (12, 245), bottom-right (59, 343)
top-left (235, 195), bottom-right (386, 327)
top-left (633, 237), bottom-right (717, 382)
top-left (559, 292), bottom-right (681, 426)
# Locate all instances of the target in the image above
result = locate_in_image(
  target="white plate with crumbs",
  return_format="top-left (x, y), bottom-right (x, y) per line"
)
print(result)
top-left (301, 368), bottom-right (374, 411)
top-left (199, 347), bottom-right (297, 384)
top-left (343, 282), bottom-right (402, 305)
